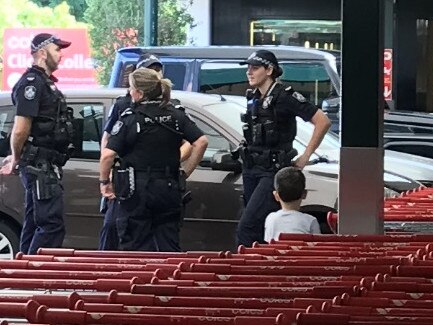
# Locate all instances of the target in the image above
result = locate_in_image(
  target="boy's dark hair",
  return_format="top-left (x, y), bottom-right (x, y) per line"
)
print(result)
top-left (274, 167), bottom-right (306, 202)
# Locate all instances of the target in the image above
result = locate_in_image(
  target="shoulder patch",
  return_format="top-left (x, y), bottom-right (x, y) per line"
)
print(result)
top-left (26, 73), bottom-right (36, 82)
top-left (111, 121), bottom-right (123, 135)
top-left (292, 91), bottom-right (306, 103)
top-left (120, 107), bottom-right (134, 117)
top-left (24, 86), bottom-right (36, 100)
top-left (175, 104), bottom-right (185, 111)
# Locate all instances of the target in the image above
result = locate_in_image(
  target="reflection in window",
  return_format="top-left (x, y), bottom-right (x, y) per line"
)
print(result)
top-left (194, 118), bottom-right (231, 163)
top-left (0, 107), bottom-right (14, 157)
top-left (199, 61), bottom-right (334, 105)
top-left (69, 103), bottom-right (104, 159)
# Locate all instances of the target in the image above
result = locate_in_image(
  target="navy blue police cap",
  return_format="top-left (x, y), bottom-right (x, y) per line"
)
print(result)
top-left (240, 49), bottom-right (283, 77)
top-left (31, 33), bottom-right (71, 54)
top-left (136, 53), bottom-right (163, 69)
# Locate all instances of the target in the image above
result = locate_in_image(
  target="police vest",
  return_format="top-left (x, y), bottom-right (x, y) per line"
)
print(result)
top-left (242, 82), bottom-right (294, 151)
top-left (27, 72), bottom-right (75, 154)
top-left (120, 102), bottom-right (184, 171)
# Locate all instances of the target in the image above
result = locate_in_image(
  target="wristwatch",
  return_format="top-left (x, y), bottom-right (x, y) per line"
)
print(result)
top-left (99, 179), bottom-right (110, 185)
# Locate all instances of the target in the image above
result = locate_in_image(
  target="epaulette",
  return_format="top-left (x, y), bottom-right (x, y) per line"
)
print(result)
top-left (175, 104), bottom-right (185, 111)
top-left (25, 73), bottom-right (37, 82)
top-left (245, 88), bottom-right (256, 100)
top-left (120, 107), bottom-right (134, 117)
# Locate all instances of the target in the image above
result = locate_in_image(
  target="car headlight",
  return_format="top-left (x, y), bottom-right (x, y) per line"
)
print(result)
top-left (384, 187), bottom-right (399, 198)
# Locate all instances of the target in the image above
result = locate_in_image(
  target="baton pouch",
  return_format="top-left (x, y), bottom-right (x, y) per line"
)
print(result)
top-left (112, 166), bottom-right (135, 200)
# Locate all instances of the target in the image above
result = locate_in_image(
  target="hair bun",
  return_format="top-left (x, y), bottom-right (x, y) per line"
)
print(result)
top-left (276, 66), bottom-right (283, 78)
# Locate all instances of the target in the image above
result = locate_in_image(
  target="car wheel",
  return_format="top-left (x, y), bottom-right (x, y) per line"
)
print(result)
top-left (0, 221), bottom-right (20, 260)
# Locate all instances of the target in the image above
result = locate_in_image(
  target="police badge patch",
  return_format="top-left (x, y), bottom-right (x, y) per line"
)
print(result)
top-left (262, 96), bottom-right (273, 109)
top-left (111, 121), bottom-right (123, 135)
top-left (24, 86), bottom-right (36, 100)
top-left (292, 91), bottom-right (306, 102)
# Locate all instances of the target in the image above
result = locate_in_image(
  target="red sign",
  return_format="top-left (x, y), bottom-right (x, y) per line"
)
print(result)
top-left (2, 28), bottom-right (97, 90)
top-left (384, 49), bottom-right (392, 101)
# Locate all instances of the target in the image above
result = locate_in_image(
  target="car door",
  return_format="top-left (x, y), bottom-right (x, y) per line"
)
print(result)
top-left (61, 97), bottom-right (114, 249)
top-left (181, 111), bottom-right (244, 252)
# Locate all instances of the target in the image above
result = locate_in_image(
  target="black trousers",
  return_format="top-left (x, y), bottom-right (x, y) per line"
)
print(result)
top-left (19, 165), bottom-right (65, 255)
top-left (116, 173), bottom-right (182, 252)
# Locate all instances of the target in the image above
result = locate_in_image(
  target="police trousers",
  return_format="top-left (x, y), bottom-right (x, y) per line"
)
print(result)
top-left (116, 172), bottom-right (182, 252)
top-left (19, 165), bottom-right (65, 255)
top-left (236, 166), bottom-right (279, 247)
top-left (98, 198), bottom-right (120, 250)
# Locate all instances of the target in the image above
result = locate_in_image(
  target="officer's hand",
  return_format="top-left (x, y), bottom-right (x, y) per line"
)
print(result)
top-left (293, 153), bottom-right (309, 170)
top-left (0, 155), bottom-right (18, 175)
top-left (100, 182), bottom-right (116, 200)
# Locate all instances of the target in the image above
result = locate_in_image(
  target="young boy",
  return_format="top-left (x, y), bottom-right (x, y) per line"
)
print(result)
top-left (264, 167), bottom-right (321, 242)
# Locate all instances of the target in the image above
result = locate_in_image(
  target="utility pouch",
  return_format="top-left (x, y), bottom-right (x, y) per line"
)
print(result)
top-left (263, 120), bottom-right (278, 146)
top-left (242, 124), bottom-right (252, 144)
top-left (112, 166), bottom-right (135, 200)
top-left (252, 123), bottom-right (263, 145)
top-left (19, 144), bottom-right (39, 167)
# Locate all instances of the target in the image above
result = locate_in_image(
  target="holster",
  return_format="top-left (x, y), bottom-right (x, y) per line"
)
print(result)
top-left (25, 163), bottom-right (59, 200)
top-left (112, 166), bottom-right (135, 200)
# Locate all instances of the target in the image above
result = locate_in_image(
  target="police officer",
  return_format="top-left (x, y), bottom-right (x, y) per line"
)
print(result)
top-left (98, 53), bottom-right (192, 250)
top-left (99, 68), bottom-right (207, 251)
top-left (0, 33), bottom-right (75, 254)
top-left (235, 50), bottom-right (331, 247)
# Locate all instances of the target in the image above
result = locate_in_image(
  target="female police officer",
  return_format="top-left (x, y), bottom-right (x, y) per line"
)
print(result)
top-left (99, 68), bottom-right (207, 252)
top-left (235, 50), bottom-right (331, 247)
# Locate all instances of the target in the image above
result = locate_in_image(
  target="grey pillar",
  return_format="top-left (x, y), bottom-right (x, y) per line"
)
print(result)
top-left (339, 0), bottom-right (384, 234)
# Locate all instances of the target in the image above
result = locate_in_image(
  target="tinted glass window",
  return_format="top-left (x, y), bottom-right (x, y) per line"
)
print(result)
top-left (199, 61), bottom-right (335, 106)
top-left (0, 106), bottom-right (14, 157)
top-left (69, 103), bottom-right (104, 160)
top-left (193, 118), bottom-right (231, 164)
top-left (163, 63), bottom-right (187, 90)
top-left (385, 143), bottom-right (433, 159)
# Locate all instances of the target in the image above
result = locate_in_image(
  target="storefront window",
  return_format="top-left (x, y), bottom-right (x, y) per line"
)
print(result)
top-left (250, 19), bottom-right (341, 51)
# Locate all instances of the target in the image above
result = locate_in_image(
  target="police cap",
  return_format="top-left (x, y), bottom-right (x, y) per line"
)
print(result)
top-left (136, 53), bottom-right (163, 69)
top-left (240, 50), bottom-right (283, 77)
top-left (31, 33), bottom-right (71, 54)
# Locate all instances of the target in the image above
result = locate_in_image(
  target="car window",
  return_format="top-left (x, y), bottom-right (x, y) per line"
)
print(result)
top-left (69, 103), bottom-right (104, 160)
top-left (385, 143), bottom-right (433, 159)
top-left (193, 118), bottom-right (231, 164)
top-left (199, 61), bottom-right (335, 106)
top-left (0, 105), bottom-right (14, 157)
top-left (384, 123), bottom-right (433, 135)
top-left (163, 63), bottom-right (187, 90)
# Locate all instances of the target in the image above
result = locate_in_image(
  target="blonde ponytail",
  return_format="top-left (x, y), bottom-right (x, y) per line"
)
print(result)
top-left (129, 68), bottom-right (173, 105)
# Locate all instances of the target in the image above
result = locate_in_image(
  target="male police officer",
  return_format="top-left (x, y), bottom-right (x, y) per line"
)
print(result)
top-left (0, 33), bottom-right (74, 254)
top-left (99, 53), bottom-right (192, 250)
top-left (235, 50), bottom-right (331, 247)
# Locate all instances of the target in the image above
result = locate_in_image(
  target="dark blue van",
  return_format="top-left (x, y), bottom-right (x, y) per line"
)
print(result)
top-left (109, 45), bottom-right (340, 108)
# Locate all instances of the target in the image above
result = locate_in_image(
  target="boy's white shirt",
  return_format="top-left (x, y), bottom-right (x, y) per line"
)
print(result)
top-left (264, 209), bottom-right (321, 242)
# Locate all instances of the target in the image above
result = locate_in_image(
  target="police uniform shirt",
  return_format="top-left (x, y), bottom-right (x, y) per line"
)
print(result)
top-left (252, 83), bottom-right (318, 145)
top-left (106, 102), bottom-right (203, 170)
top-left (104, 93), bottom-right (132, 133)
top-left (12, 65), bottom-right (64, 119)
top-left (104, 96), bottom-right (183, 134)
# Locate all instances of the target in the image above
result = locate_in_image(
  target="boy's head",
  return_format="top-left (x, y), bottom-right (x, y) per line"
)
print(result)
top-left (273, 167), bottom-right (307, 203)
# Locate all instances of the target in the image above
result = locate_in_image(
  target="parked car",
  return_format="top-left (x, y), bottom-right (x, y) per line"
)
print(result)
top-left (0, 89), bottom-right (425, 260)
top-left (322, 98), bottom-right (433, 160)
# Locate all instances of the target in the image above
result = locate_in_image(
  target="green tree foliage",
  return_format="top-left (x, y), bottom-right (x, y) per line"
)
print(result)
top-left (0, 0), bottom-right (85, 54)
top-left (84, 0), bottom-right (194, 85)
top-left (29, 0), bottom-right (88, 21)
